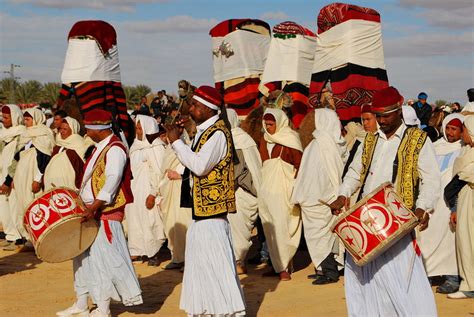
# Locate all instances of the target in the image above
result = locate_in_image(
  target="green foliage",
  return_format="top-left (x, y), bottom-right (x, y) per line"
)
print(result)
top-left (0, 79), bottom-right (152, 110)
top-left (434, 99), bottom-right (449, 108)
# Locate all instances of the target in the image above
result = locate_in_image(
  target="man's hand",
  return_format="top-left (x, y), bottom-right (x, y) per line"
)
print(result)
top-left (163, 123), bottom-right (180, 143)
top-left (329, 196), bottom-right (347, 216)
top-left (145, 195), bottom-right (156, 210)
top-left (32, 181), bottom-right (42, 194)
top-left (167, 170), bottom-right (181, 180)
top-left (450, 212), bottom-right (457, 230)
top-left (0, 184), bottom-right (11, 196)
top-left (415, 208), bottom-right (429, 231)
top-left (82, 200), bottom-right (105, 222)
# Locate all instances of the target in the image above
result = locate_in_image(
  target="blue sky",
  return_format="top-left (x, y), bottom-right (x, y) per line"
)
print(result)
top-left (1, 0), bottom-right (473, 103)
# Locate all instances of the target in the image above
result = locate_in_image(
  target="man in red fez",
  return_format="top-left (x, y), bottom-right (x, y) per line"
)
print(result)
top-left (329, 86), bottom-right (440, 315)
top-left (165, 85), bottom-right (246, 316)
top-left (418, 113), bottom-right (464, 295)
top-left (57, 108), bottom-right (142, 317)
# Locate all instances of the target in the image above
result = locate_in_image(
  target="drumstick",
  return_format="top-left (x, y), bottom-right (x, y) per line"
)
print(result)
top-left (79, 222), bottom-right (83, 250)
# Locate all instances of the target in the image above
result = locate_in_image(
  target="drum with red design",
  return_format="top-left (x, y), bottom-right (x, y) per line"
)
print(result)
top-left (23, 187), bottom-right (98, 263)
top-left (331, 182), bottom-right (418, 266)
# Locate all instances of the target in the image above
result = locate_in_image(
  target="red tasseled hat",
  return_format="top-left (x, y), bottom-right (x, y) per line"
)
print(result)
top-left (193, 85), bottom-right (223, 110)
top-left (83, 109), bottom-right (112, 127)
top-left (371, 86), bottom-right (404, 114)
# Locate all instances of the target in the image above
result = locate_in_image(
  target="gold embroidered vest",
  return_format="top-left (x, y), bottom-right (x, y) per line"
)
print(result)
top-left (192, 119), bottom-right (236, 219)
top-left (91, 140), bottom-right (128, 214)
top-left (360, 127), bottom-right (427, 210)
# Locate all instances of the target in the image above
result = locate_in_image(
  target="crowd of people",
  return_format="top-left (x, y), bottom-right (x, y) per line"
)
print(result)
top-left (0, 85), bottom-right (473, 316)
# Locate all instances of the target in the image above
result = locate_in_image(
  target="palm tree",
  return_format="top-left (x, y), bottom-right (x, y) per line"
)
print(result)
top-left (15, 80), bottom-right (43, 103)
top-left (41, 82), bottom-right (61, 107)
top-left (0, 78), bottom-right (19, 103)
top-left (123, 84), bottom-right (152, 109)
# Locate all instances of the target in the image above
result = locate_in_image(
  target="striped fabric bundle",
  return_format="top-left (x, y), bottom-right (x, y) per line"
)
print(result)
top-left (58, 20), bottom-right (134, 145)
top-left (309, 3), bottom-right (389, 123)
top-left (210, 19), bottom-right (271, 116)
top-left (260, 21), bottom-right (317, 128)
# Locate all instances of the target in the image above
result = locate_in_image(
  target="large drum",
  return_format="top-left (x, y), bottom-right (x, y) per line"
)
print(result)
top-left (331, 182), bottom-right (418, 266)
top-left (23, 187), bottom-right (98, 263)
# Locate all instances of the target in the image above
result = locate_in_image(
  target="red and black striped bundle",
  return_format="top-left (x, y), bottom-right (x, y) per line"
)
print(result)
top-left (59, 20), bottom-right (134, 145)
top-left (210, 19), bottom-right (271, 116)
top-left (309, 3), bottom-right (389, 122)
top-left (57, 81), bottom-right (134, 144)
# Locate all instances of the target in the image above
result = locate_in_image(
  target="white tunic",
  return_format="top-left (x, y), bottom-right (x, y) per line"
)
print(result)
top-left (339, 123), bottom-right (439, 316)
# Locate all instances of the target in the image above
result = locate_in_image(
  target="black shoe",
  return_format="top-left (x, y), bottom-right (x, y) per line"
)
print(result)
top-left (436, 282), bottom-right (459, 294)
top-left (312, 275), bottom-right (338, 285)
top-left (307, 274), bottom-right (318, 279)
top-left (147, 254), bottom-right (160, 266)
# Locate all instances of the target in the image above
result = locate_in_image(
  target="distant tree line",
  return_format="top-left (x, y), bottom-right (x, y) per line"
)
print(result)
top-left (0, 78), bottom-right (152, 109)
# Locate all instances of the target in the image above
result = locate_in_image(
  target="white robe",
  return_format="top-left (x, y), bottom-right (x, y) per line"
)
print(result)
top-left (43, 148), bottom-right (78, 191)
top-left (292, 109), bottom-right (346, 269)
top-left (160, 146), bottom-right (192, 264)
top-left (125, 138), bottom-right (166, 258)
top-left (226, 120), bottom-right (262, 263)
top-left (418, 137), bottom-right (461, 276)
top-left (453, 145), bottom-right (474, 292)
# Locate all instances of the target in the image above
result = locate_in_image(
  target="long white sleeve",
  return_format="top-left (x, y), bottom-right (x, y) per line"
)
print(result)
top-left (339, 143), bottom-right (363, 198)
top-left (147, 144), bottom-right (166, 197)
top-left (172, 131), bottom-right (227, 177)
top-left (415, 138), bottom-right (441, 211)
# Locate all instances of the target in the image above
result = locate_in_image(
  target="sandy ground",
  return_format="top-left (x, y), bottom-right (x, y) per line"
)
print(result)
top-left (0, 245), bottom-right (473, 317)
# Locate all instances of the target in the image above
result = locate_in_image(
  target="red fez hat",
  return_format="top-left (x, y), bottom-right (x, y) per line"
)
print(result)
top-left (1, 106), bottom-right (11, 114)
top-left (361, 104), bottom-right (372, 114)
top-left (193, 85), bottom-right (222, 110)
top-left (83, 109), bottom-right (112, 129)
top-left (371, 86), bottom-right (404, 114)
top-left (446, 118), bottom-right (463, 128)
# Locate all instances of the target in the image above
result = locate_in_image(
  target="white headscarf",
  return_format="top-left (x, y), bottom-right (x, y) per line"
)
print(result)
top-left (263, 108), bottom-right (302, 151)
top-left (402, 105), bottom-right (421, 128)
top-left (313, 108), bottom-right (346, 156)
top-left (0, 104), bottom-right (26, 144)
top-left (55, 116), bottom-right (87, 159)
top-left (453, 115), bottom-right (474, 183)
top-left (20, 108), bottom-right (54, 155)
top-left (130, 115), bottom-right (160, 153)
top-left (433, 113), bottom-right (464, 156)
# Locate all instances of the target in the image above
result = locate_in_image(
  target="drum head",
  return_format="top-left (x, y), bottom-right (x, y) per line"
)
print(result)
top-left (36, 217), bottom-right (98, 263)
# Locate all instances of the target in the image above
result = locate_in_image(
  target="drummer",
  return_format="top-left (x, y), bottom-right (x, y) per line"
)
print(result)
top-left (43, 117), bottom-right (88, 191)
top-left (57, 109), bottom-right (142, 317)
top-left (329, 87), bottom-right (440, 316)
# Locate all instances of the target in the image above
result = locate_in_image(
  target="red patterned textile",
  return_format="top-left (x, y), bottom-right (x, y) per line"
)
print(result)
top-left (310, 3), bottom-right (389, 122)
top-left (68, 20), bottom-right (117, 55)
top-left (273, 21), bottom-right (315, 36)
top-left (210, 19), bottom-right (270, 116)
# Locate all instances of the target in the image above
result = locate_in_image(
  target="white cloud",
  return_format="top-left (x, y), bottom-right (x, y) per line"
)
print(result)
top-left (384, 32), bottom-right (473, 58)
top-left (123, 16), bottom-right (218, 33)
top-left (8, 0), bottom-right (169, 12)
top-left (398, 0), bottom-right (473, 29)
top-left (260, 11), bottom-right (289, 21)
